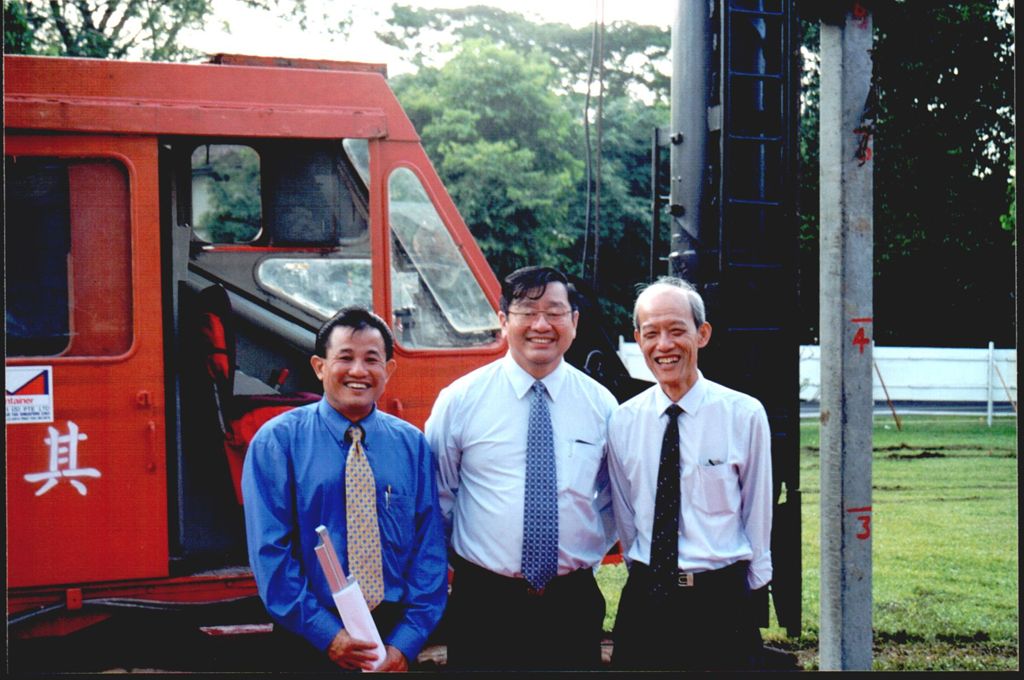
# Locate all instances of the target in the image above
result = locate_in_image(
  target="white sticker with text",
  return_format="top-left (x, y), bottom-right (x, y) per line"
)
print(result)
top-left (6, 366), bottom-right (55, 424)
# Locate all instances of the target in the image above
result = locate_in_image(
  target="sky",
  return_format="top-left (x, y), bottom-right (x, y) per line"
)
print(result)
top-left (181, 0), bottom-right (672, 74)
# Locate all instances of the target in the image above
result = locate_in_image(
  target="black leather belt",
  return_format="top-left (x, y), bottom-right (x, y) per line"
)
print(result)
top-left (452, 553), bottom-right (591, 598)
top-left (633, 559), bottom-right (749, 589)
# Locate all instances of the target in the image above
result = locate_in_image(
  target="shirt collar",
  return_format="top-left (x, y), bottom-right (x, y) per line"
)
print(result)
top-left (653, 370), bottom-right (708, 416)
top-left (501, 351), bottom-right (568, 402)
top-left (317, 397), bottom-right (380, 447)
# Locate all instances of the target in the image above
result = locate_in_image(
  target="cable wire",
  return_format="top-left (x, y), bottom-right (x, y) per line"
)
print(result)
top-left (580, 0), bottom-right (606, 286)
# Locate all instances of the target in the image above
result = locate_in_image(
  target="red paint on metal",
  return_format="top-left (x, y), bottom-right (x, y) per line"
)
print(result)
top-left (5, 53), bottom-right (507, 637)
top-left (4, 55), bottom-right (415, 141)
top-left (6, 135), bottom-right (168, 591)
top-left (13, 612), bottom-right (114, 640)
top-left (10, 571), bottom-right (259, 618)
top-left (373, 143), bottom-right (506, 429)
top-left (199, 623), bottom-right (275, 637)
top-left (208, 53), bottom-right (387, 76)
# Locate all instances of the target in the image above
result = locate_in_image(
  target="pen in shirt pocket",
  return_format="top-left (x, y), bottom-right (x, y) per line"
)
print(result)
top-left (707, 458), bottom-right (724, 466)
top-left (570, 439), bottom-right (595, 456)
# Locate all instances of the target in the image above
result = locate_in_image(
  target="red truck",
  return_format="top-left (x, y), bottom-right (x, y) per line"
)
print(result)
top-left (5, 53), bottom-right (509, 648)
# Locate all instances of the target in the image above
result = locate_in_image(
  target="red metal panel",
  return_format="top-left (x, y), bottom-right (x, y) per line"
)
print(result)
top-left (3, 55), bottom-right (420, 141)
top-left (10, 570), bottom-right (259, 639)
top-left (5, 135), bottom-right (168, 589)
top-left (209, 53), bottom-right (388, 76)
top-left (372, 139), bottom-right (507, 429)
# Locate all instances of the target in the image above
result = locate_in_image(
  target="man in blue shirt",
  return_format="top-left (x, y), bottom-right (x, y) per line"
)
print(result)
top-left (242, 307), bottom-right (447, 671)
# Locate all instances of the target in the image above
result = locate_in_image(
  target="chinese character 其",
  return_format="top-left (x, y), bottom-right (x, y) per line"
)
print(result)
top-left (24, 421), bottom-right (101, 496)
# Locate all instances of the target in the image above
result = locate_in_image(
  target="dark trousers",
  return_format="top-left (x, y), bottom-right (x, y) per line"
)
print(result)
top-left (268, 601), bottom-right (405, 672)
top-left (612, 560), bottom-right (759, 671)
top-left (446, 554), bottom-right (606, 671)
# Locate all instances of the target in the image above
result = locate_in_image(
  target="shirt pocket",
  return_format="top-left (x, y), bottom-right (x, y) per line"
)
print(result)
top-left (376, 487), bottom-right (414, 554)
top-left (693, 463), bottom-right (739, 516)
top-left (565, 438), bottom-right (604, 498)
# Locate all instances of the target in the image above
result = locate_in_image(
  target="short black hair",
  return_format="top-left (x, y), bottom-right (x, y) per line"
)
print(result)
top-left (499, 266), bottom-right (578, 313)
top-left (315, 307), bottom-right (395, 360)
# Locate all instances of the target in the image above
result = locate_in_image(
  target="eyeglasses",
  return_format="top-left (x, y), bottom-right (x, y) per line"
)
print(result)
top-left (506, 309), bottom-right (574, 324)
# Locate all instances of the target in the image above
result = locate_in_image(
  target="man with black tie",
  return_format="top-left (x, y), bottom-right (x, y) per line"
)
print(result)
top-left (426, 266), bottom-right (618, 670)
top-left (607, 276), bottom-right (772, 670)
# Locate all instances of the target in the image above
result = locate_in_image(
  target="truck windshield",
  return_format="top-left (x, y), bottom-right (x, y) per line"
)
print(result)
top-left (388, 167), bottom-right (499, 348)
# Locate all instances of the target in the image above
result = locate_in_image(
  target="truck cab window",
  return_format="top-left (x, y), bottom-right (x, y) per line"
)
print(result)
top-left (190, 140), bottom-right (372, 325)
top-left (342, 138), bottom-right (370, 186)
top-left (388, 168), bottom-right (499, 348)
top-left (257, 258), bottom-right (372, 317)
top-left (5, 156), bottom-right (133, 357)
top-left (191, 144), bottom-right (262, 243)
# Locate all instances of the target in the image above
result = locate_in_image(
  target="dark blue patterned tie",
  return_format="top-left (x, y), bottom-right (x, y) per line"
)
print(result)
top-left (522, 380), bottom-right (558, 590)
top-left (651, 404), bottom-right (683, 597)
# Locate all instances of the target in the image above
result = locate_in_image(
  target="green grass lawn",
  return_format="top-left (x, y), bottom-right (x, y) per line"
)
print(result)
top-left (595, 414), bottom-right (1019, 671)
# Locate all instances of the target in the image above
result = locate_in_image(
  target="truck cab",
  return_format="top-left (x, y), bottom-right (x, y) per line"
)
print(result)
top-left (5, 53), bottom-right (507, 638)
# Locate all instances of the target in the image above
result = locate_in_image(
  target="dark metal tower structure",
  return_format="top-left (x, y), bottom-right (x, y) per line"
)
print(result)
top-left (666, 0), bottom-right (801, 636)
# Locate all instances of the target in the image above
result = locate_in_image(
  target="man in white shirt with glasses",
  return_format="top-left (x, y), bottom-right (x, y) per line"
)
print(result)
top-left (607, 276), bottom-right (772, 670)
top-left (426, 266), bottom-right (618, 670)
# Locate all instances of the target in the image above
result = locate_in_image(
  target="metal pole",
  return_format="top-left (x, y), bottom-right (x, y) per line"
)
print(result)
top-left (987, 341), bottom-right (995, 427)
top-left (818, 4), bottom-right (874, 671)
top-left (651, 127), bottom-right (661, 282)
top-left (668, 0), bottom-right (710, 279)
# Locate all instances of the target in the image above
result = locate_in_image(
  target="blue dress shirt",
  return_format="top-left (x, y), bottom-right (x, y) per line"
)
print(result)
top-left (241, 398), bottom-right (447, 663)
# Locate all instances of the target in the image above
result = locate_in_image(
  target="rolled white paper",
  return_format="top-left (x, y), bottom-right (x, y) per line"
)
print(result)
top-left (332, 579), bottom-right (386, 670)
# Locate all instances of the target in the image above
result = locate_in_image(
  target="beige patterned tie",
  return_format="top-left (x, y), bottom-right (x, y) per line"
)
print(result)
top-left (345, 425), bottom-right (384, 610)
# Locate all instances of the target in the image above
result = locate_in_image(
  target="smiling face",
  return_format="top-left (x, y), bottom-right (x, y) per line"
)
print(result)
top-left (310, 325), bottom-right (396, 421)
top-left (634, 287), bottom-right (711, 402)
top-left (499, 281), bottom-right (579, 380)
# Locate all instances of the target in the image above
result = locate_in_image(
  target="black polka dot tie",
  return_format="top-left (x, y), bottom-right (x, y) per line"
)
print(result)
top-left (650, 404), bottom-right (683, 597)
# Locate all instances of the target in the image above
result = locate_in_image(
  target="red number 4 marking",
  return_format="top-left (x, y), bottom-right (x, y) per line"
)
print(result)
top-left (852, 326), bottom-right (870, 354)
top-left (853, 1), bottom-right (869, 28)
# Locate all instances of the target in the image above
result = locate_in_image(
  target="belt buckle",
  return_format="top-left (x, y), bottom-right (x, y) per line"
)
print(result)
top-left (677, 572), bottom-right (695, 588)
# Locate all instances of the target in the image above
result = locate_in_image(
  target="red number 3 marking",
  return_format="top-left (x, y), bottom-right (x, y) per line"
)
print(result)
top-left (847, 506), bottom-right (872, 540)
top-left (854, 514), bottom-right (871, 539)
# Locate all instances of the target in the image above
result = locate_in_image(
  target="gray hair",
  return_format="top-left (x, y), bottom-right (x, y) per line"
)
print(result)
top-left (633, 276), bottom-right (707, 330)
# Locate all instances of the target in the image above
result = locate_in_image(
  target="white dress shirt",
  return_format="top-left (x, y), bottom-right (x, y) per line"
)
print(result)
top-left (426, 353), bottom-right (619, 578)
top-left (607, 371), bottom-right (773, 589)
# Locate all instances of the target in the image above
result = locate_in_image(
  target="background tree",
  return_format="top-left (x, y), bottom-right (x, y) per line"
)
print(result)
top-left (388, 2), bottom-right (1014, 344)
top-left (4, 0), bottom-right (43, 54)
top-left (796, 0), bottom-right (1015, 347)
top-left (384, 4), bottom-right (671, 333)
top-left (378, 4), bottom-right (669, 102)
top-left (391, 39), bottom-right (581, 277)
top-left (1, 1), bottom-right (342, 61)
top-left (4, 0), bottom-right (1013, 346)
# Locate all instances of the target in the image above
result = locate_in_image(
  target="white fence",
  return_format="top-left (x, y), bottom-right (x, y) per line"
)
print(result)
top-left (617, 339), bottom-right (1017, 405)
top-left (798, 343), bottom-right (1017, 404)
